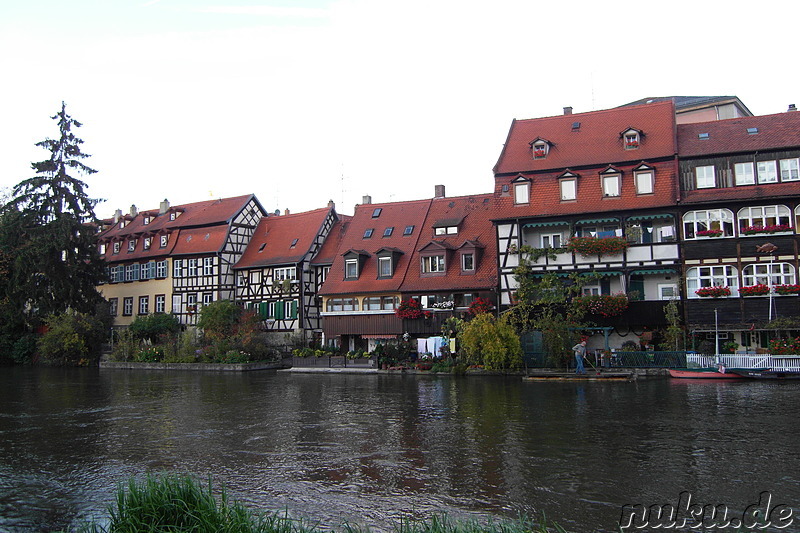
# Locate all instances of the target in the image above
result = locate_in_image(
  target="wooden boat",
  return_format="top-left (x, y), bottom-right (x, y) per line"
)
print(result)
top-left (729, 369), bottom-right (800, 380)
top-left (668, 368), bottom-right (745, 379)
top-left (524, 371), bottom-right (634, 382)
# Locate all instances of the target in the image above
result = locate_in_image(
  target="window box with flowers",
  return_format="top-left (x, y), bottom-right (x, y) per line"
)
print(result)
top-left (738, 284), bottom-right (770, 297)
top-left (775, 284), bottom-right (800, 295)
top-left (566, 236), bottom-right (628, 258)
top-left (741, 224), bottom-right (792, 235)
top-left (396, 299), bottom-right (424, 319)
top-left (431, 301), bottom-right (454, 309)
top-left (625, 141), bottom-right (639, 149)
top-left (696, 229), bottom-right (724, 237)
top-left (695, 286), bottom-right (731, 298)
top-left (571, 294), bottom-right (629, 317)
top-left (533, 148), bottom-right (547, 158)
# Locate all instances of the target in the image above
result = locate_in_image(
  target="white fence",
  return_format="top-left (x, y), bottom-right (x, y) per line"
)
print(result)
top-left (687, 354), bottom-right (800, 371)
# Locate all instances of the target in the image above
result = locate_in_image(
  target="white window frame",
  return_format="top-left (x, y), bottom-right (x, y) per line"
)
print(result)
top-left (582, 285), bottom-right (601, 296)
top-left (757, 160), bottom-right (778, 184)
top-left (734, 162), bottom-right (755, 185)
top-left (250, 271), bottom-right (261, 285)
top-left (686, 265), bottom-right (739, 298)
top-left (602, 174), bottom-right (620, 197)
top-left (780, 158), bottom-right (799, 181)
top-left (378, 256), bottom-right (393, 277)
top-left (421, 255), bottom-right (446, 273)
top-left (514, 181), bottom-right (530, 204)
top-left (345, 259), bottom-right (359, 279)
top-left (138, 296), bottom-right (149, 315)
top-left (173, 259), bottom-right (183, 278)
top-left (624, 132), bottom-right (640, 149)
top-left (155, 295), bottom-right (165, 313)
top-left (283, 300), bottom-right (295, 319)
top-left (461, 253), bottom-right (474, 271)
top-left (532, 141), bottom-right (549, 159)
top-left (742, 263), bottom-right (795, 287)
top-left (541, 233), bottom-right (562, 248)
top-left (203, 293), bottom-right (214, 306)
top-left (188, 259), bottom-right (197, 277)
top-left (113, 242), bottom-right (121, 254)
top-left (123, 297), bottom-right (133, 316)
top-left (203, 257), bottom-right (213, 276)
top-left (658, 284), bottom-right (678, 301)
top-left (695, 165), bottom-right (716, 189)
top-left (143, 237), bottom-right (152, 250)
top-left (560, 178), bottom-right (576, 201)
top-left (274, 266), bottom-right (297, 281)
top-left (737, 205), bottom-right (792, 234)
top-left (683, 209), bottom-right (735, 239)
top-left (635, 171), bottom-right (653, 195)
top-left (321, 266), bottom-right (330, 283)
top-left (109, 298), bottom-right (118, 316)
top-left (160, 234), bottom-right (169, 248)
top-left (156, 260), bottom-right (167, 278)
top-left (128, 239), bottom-right (136, 252)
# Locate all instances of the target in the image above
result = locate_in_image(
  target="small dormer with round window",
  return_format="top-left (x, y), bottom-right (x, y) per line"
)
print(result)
top-left (621, 128), bottom-right (642, 150)
top-left (529, 138), bottom-right (552, 160)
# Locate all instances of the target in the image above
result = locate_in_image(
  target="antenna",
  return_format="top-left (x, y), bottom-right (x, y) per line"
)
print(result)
top-left (590, 71), bottom-right (596, 110)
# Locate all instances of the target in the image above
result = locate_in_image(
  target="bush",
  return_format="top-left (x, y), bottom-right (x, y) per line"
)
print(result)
top-left (460, 314), bottom-right (523, 370)
top-left (129, 313), bottom-right (181, 343)
top-left (197, 300), bottom-right (243, 342)
top-left (37, 310), bottom-right (107, 366)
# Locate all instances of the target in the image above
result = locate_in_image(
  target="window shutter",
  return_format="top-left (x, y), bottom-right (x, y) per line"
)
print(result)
top-left (291, 299), bottom-right (298, 319)
top-left (275, 301), bottom-right (285, 320)
top-left (258, 302), bottom-right (268, 320)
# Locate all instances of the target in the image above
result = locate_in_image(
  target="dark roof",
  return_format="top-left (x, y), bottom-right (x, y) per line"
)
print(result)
top-left (619, 96), bottom-right (753, 116)
top-left (678, 111), bottom-right (800, 157)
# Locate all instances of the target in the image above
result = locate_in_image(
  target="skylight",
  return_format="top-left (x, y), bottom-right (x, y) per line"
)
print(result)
top-left (383, 227), bottom-right (393, 237)
top-left (404, 225), bottom-right (414, 235)
top-left (290, 238), bottom-right (298, 248)
top-left (698, 133), bottom-right (709, 140)
top-left (571, 122), bottom-right (581, 130)
top-left (363, 228), bottom-right (374, 238)
top-left (747, 127), bottom-right (759, 135)
top-left (372, 208), bottom-right (382, 218)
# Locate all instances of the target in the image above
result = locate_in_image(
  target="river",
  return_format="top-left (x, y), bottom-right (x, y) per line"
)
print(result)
top-left (0, 367), bottom-right (798, 532)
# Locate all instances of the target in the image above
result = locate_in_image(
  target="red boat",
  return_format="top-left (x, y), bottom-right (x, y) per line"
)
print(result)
top-left (668, 368), bottom-right (745, 379)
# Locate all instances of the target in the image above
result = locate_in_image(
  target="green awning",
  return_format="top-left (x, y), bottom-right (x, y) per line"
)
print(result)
top-left (631, 268), bottom-right (677, 275)
top-left (575, 218), bottom-right (618, 225)
top-left (627, 214), bottom-right (674, 221)
top-left (523, 221), bottom-right (569, 228)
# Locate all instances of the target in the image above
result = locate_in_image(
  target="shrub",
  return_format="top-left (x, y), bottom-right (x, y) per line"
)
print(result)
top-left (769, 337), bottom-right (800, 355)
top-left (396, 298), bottom-right (424, 319)
top-left (134, 346), bottom-right (164, 363)
top-left (197, 300), bottom-right (242, 342)
top-left (37, 310), bottom-right (107, 366)
top-left (467, 296), bottom-right (493, 316)
top-left (460, 313), bottom-right (523, 370)
top-left (129, 313), bottom-right (181, 343)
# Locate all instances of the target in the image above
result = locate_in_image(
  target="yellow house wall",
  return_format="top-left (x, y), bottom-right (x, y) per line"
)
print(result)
top-left (100, 276), bottom-right (174, 327)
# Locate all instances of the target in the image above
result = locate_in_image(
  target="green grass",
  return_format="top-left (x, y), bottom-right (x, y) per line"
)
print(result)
top-left (72, 473), bottom-right (565, 533)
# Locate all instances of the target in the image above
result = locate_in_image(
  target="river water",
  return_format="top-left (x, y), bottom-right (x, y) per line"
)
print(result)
top-left (0, 367), bottom-right (798, 532)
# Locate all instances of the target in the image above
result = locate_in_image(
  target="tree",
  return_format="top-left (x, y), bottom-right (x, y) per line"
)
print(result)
top-left (460, 313), bottom-right (523, 370)
top-left (2, 102), bottom-right (105, 320)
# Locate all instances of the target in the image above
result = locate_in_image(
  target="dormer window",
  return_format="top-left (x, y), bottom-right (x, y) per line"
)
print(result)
top-left (376, 247), bottom-right (403, 279)
top-left (345, 259), bottom-right (358, 279)
top-left (127, 239), bottom-right (136, 252)
top-left (622, 129), bottom-right (641, 149)
top-left (343, 250), bottom-right (370, 280)
top-left (600, 167), bottom-right (621, 198)
top-left (113, 242), bottom-right (121, 254)
top-left (99, 243), bottom-right (107, 255)
top-left (531, 139), bottom-right (550, 159)
top-left (143, 237), bottom-right (152, 250)
top-left (160, 235), bottom-right (169, 248)
top-left (143, 216), bottom-right (151, 225)
top-left (512, 175), bottom-right (530, 205)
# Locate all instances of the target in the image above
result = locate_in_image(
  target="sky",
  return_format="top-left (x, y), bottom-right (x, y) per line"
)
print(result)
top-left (1, 0), bottom-right (798, 219)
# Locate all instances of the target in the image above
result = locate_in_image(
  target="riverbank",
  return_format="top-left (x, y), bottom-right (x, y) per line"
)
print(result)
top-left (100, 361), bottom-right (284, 372)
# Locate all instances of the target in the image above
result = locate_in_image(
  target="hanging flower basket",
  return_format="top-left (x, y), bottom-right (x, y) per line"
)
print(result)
top-left (696, 229), bottom-right (723, 237)
top-left (396, 299), bottom-right (424, 319)
top-left (695, 286), bottom-right (731, 298)
top-left (741, 224), bottom-right (792, 235)
top-left (566, 236), bottom-right (628, 257)
top-left (775, 284), bottom-right (800, 295)
top-left (572, 294), bottom-right (629, 317)
top-left (738, 284), bottom-right (770, 296)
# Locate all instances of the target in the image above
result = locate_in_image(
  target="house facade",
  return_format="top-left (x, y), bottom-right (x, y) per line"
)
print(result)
top-left (98, 195), bottom-right (265, 327)
top-left (676, 110), bottom-right (800, 351)
top-left (233, 204), bottom-right (340, 346)
top-left (492, 101), bottom-right (681, 348)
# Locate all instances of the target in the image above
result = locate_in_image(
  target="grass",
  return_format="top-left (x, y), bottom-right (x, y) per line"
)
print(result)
top-left (71, 474), bottom-right (565, 533)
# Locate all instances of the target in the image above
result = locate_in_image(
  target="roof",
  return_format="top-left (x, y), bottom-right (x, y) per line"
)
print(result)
top-left (318, 199), bottom-right (432, 296)
top-left (310, 215), bottom-right (352, 266)
top-left (493, 101), bottom-right (677, 175)
top-left (234, 207), bottom-right (334, 269)
top-left (619, 96), bottom-right (753, 116)
top-left (678, 112), bottom-right (800, 157)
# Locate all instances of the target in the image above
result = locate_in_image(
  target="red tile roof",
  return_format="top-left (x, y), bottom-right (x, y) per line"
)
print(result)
top-left (318, 199), bottom-right (432, 296)
top-left (493, 101), bottom-right (677, 175)
top-left (678, 112), bottom-right (800, 157)
top-left (234, 207), bottom-right (334, 269)
top-left (310, 216), bottom-right (351, 266)
top-left (171, 226), bottom-right (230, 255)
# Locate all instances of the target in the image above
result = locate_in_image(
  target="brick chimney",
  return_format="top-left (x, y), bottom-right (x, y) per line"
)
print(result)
top-left (113, 209), bottom-right (122, 223)
top-left (129, 205), bottom-right (138, 217)
top-left (362, 195), bottom-right (372, 205)
top-left (434, 184), bottom-right (445, 198)
top-left (284, 208), bottom-right (290, 216)
top-left (563, 106), bottom-right (573, 115)
top-left (327, 199), bottom-right (335, 209)
top-left (159, 199), bottom-right (170, 214)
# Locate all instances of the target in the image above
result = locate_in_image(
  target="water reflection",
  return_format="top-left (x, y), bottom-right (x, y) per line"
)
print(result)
top-left (0, 368), bottom-right (798, 532)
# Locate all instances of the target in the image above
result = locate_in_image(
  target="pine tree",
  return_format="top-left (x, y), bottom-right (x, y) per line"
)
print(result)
top-left (2, 102), bottom-right (105, 320)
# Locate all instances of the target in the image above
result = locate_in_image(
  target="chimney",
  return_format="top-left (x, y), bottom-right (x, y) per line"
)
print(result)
top-left (284, 208), bottom-right (290, 216)
top-left (327, 199), bottom-right (335, 209)
top-left (362, 195), bottom-right (372, 205)
top-left (563, 106), bottom-right (573, 115)
top-left (159, 199), bottom-right (170, 214)
top-left (434, 184), bottom-right (446, 198)
top-left (113, 209), bottom-right (122, 223)
top-left (788, 104), bottom-right (797, 112)
top-left (129, 204), bottom-right (138, 217)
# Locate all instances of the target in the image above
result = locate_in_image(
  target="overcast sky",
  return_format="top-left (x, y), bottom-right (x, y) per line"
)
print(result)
top-left (1, 0), bottom-right (796, 218)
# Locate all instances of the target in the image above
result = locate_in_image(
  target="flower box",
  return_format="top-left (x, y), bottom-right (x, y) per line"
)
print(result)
top-left (572, 294), bottom-right (629, 317)
top-left (566, 236), bottom-right (628, 257)
top-left (695, 286), bottom-right (731, 298)
top-left (741, 224), bottom-right (792, 235)
top-left (533, 149), bottom-right (547, 158)
top-left (738, 284), bottom-right (770, 296)
top-left (396, 299), bottom-right (424, 319)
top-left (625, 142), bottom-right (639, 148)
top-left (468, 297), bottom-right (493, 316)
top-left (775, 284), bottom-right (800, 295)
top-left (696, 229), bottom-right (723, 237)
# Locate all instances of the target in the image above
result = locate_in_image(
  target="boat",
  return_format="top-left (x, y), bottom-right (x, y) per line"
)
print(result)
top-left (729, 369), bottom-right (800, 380)
top-left (668, 367), bottom-right (745, 379)
top-left (524, 371), bottom-right (635, 382)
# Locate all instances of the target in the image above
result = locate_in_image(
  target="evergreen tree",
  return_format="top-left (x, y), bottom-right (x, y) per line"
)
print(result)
top-left (2, 102), bottom-right (105, 320)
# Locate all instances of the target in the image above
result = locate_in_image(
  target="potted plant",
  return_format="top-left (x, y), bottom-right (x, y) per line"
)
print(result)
top-left (696, 229), bottom-right (723, 237)
top-left (566, 236), bottom-right (628, 258)
top-left (738, 284), bottom-right (770, 296)
top-left (396, 299), bottom-right (424, 319)
top-left (571, 294), bottom-right (629, 317)
top-left (775, 284), bottom-right (800, 295)
top-left (695, 286), bottom-right (731, 298)
top-left (741, 224), bottom-right (792, 235)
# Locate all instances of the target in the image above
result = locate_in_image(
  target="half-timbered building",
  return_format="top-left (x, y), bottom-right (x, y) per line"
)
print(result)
top-left (98, 195), bottom-right (265, 327)
top-left (492, 101), bottom-right (681, 348)
top-left (676, 108), bottom-right (800, 350)
top-left (233, 203), bottom-right (340, 346)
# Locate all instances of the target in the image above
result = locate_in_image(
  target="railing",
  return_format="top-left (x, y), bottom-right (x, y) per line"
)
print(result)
top-left (609, 351), bottom-right (687, 368)
top-left (686, 353), bottom-right (800, 370)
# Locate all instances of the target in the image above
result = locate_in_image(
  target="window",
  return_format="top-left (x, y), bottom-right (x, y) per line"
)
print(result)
top-left (686, 266), bottom-right (738, 298)
top-left (635, 171), bottom-right (653, 195)
top-left (421, 255), bottom-right (445, 273)
top-left (780, 158), bottom-right (799, 181)
top-left (156, 260), bottom-right (167, 278)
top-left (143, 216), bottom-right (151, 225)
top-left (108, 298), bottom-right (118, 316)
top-left (187, 294), bottom-right (197, 313)
top-left (363, 297), bottom-right (383, 310)
top-left (290, 238), bottom-right (298, 248)
top-left (113, 242), bottom-right (120, 254)
top-left (658, 284), bottom-right (678, 300)
top-left (283, 300), bottom-right (297, 319)
top-left (514, 181), bottom-right (530, 204)
top-left (138, 296), bottom-right (149, 315)
top-left (238, 274), bottom-right (247, 287)
top-left (99, 243), bottom-right (107, 255)
top-left (382, 296), bottom-right (398, 309)
top-left (461, 253), bottom-right (474, 271)
top-left (143, 237), bottom-right (152, 250)
top-left (155, 295), bottom-right (165, 313)
top-left (141, 261), bottom-right (155, 280)
top-left (404, 225), bottom-right (415, 235)
top-left (372, 208), bottom-right (382, 218)
top-left (123, 297), bottom-right (133, 316)
top-left (624, 131), bottom-right (640, 149)
top-left (169, 212), bottom-right (177, 221)
top-left (532, 140), bottom-right (549, 159)
top-left (160, 235), bottom-right (169, 248)
top-left (274, 266), bottom-right (296, 280)
top-left (695, 165), bottom-right (715, 189)
top-left (125, 263), bottom-right (140, 282)
top-left (326, 298), bottom-right (359, 312)
top-left (737, 205), bottom-right (791, 234)
top-left (757, 161), bottom-right (778, 184)
top-left (363, 228), bottom-right (374, 239)
top-left (321, 266), bottom-right (330, 283)
top-left (203, 293), bottom-right (214, 306)
top-left (378, 256), bottom-right (392, 277)
top-left (454, 293), bottom-right (476, 308)
top-left (173, 259), bottom-right (183, 278)
top-left (113, 265), bottom-right (125, 283)
top-left (742, 263), bottom-right (795, 287)
top-left (345, 259), bottom-right (359, 279)
top-left (188, 259), bottom-right (197, 277)
top-left (541, 233), bottom-right (562, 248)
top-left (203, 257), bottom-right (213, 276)
top-left (582, 285), bottom-right (601, 296)
top-left (249, 271), bottom-right (261, 285)
top-left (683, 209), bottom-right (735, 239)
top-left (560, 178), bottom-right (576, 201)
top-left (434, 226), bottom-right (458, 235)
top-left (602, 175), bottom-right (620, 197)
top-left (383, 227), bottom-right (394, 237)
top-left (128, 239), bottom-right (136, 252)
top-left (734, 162), bottom-right (755, 185)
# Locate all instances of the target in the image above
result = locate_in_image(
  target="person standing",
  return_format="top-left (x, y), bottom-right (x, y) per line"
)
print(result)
top-left (572, 341), bottom-right (587, 374)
